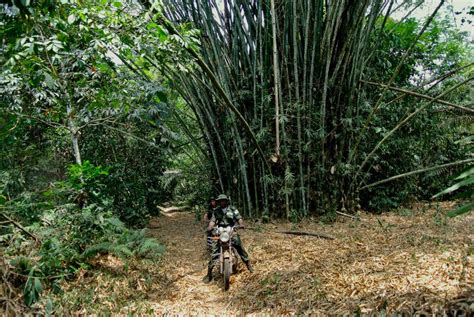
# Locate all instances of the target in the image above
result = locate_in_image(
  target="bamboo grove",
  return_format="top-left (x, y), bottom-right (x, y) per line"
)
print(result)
top-left (149, 0), bottom-right (473, 218)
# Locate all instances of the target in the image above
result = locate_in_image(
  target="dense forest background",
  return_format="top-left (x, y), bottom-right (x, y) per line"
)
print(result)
top-left (0, 0), bottom-right (472, 313)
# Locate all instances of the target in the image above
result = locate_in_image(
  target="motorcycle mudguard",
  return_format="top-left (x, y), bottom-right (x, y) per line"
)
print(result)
top-left (231, 247), bottom-right (239, 272)
top-left (219, 246), bottom-right (224, 273)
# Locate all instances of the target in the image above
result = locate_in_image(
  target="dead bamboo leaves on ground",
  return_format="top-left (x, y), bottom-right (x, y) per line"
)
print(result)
top-left (50, 203), bottom-right (472, 315)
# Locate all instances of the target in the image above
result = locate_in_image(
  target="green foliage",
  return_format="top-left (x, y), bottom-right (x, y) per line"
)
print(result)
top-left (24, 273), bottom-right (43, 307)
top-left (83, 229), bottom-right (164, 259)
top-left (157, 0), bottom-right (473, 218)
top-left (1, 161), bottom-right (164, 307)
top-left (1, 0), bottom-right (177, 225)
top-left (360, 16), bottom-right (472, 211)
top-left (0, 0), bottom-right (192, 313)
top-left (433, 165), bottom-right (474, 217)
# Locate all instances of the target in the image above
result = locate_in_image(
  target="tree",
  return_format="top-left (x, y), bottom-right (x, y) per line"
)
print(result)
top-left (138, 0), bottom-right (473, 217)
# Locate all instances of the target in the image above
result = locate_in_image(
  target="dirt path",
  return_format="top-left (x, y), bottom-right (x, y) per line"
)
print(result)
top-left (147, 211), bottom-right (246, 315)
top-left (49, 204), bottom-right (472, 315)
top-left (144, 206), bottom-right (472, 315)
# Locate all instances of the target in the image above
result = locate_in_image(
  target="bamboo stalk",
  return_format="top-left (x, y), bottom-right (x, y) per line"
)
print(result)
top-left (360, 158), bottom-right (474, 190)
top-left (354, 76), bottom-right (474, 189)
top-left (293, 0), bottom-right (306, 215)
top-left (270, 0), bottom-right (281, 158)
top-left (361, 80), bottom-right (474, 114)
top-left (157, 14), bottom-right (272, 174)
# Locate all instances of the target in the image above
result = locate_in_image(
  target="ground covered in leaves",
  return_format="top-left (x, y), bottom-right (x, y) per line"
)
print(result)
top-left (51, 203), bottom-right (472, 315)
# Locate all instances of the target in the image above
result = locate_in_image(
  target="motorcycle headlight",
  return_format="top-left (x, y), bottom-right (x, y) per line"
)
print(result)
top-left (220, 231), bottom-right (230, 243)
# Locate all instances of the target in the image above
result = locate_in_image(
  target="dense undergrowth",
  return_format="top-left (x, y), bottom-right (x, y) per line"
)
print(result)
top-left (0, 161), bottom-right (164, 313)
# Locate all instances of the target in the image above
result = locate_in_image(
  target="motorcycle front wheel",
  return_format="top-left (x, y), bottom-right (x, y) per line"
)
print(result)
top-left (223, 258), bottom-right (231, 291)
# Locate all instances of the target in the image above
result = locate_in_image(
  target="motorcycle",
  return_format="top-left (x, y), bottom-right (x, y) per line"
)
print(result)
top-left (211, 225), bottom-right (240, 290)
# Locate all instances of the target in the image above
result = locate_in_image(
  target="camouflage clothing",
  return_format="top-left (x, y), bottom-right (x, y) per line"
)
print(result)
top-left (210, 206), bottom-right (242, 227)
top-left (209, 233), bottom-right (249, 263)
top-left (206, 205), bottom-right (216, 250)
top-left (206, 207), bottom-right (215, 223)
top-left (208, 205), bottom-right (249, 264)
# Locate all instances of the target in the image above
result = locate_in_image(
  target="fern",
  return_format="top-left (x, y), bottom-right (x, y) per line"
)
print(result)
top-left (82, 229), bottom-right (164, 260)
top-left (137, 238), bottom-right (165, 258)
top-left (82, 242), bottom-right (133, 259)
top-left (106, 217), bottom-right (126, 232)
top-left (82, 242), bottom-right (114, 258)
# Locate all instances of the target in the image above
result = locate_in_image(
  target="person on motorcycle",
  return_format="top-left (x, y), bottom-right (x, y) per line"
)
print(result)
top-left (204, 197), bottom-right (217, 252)
top-left (204, 197), bottom-right (217, 223)
top-left (203, 194), bottom-right (253, 283)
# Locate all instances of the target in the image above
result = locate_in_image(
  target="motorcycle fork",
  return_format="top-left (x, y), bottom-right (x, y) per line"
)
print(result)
top-left (219, 241), bottom-right (232, 274)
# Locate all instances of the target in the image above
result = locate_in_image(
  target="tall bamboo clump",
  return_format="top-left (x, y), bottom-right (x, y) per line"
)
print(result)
top-left (162, 0), bottom-right (389, 217)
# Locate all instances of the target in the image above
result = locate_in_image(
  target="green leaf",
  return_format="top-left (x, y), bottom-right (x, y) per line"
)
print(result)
top-left (455, 135), bottom-right (474, 144)
top-left (45, 298), bottom-right (54, 317)
top-left (455, 167), bottom-right (474, 180)
top-left (447, 201), bottom-right (474, 218)
top-left (433, 177), bottom-right (474, 198)
top-left (23, 271), bottom-right (42, 306)
top-left (34, 277), bottom-right (43, 293)
top-left (44, 72), bottom-right (55, 88)
top-left (67, 14), bottom-right (76, 24)
top-left (147, 22), bottom-right (158, 30)
top-left (113, 1), bottom-right (123, 8)
top-left (156, 25), bottom-right (169, 42)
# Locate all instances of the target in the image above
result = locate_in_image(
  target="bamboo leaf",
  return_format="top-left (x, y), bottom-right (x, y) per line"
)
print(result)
top-left (433, 177), bottom-right (474, 198)
top-left (447, 201), bottom-right (474, 218)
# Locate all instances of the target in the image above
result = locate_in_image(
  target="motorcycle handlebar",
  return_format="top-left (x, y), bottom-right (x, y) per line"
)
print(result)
top-left (209, 225), bottom-right (244, 233)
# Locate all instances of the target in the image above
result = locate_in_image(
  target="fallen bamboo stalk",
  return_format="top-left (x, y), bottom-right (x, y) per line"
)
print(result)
top-left (278, 231), bottom-right (335, 240)
top-left (157, 205), bottom-right (189, 213)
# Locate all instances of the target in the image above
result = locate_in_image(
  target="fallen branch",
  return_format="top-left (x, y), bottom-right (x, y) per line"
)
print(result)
top-left (157, 205), bottom-right (189, 213)
top-left (277, 231), bottom-right (335, 240)
top-left (336, 211), bottom-right (360, 220)
top-left (0, 212), bottom-right (40, 242)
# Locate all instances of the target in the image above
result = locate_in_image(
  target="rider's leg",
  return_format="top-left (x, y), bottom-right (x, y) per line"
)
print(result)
top-left (206, 231), bottom-right (213, 254)
top-left (232, 235), bottom-right (253, 272)
top-left (203, 240), bottom-right (219, 283)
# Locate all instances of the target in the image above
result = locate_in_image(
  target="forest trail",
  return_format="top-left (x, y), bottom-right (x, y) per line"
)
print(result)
top-left (143, 205), bottom-right (473, 315)
top-left (146, 211), bottom-right (243, 315)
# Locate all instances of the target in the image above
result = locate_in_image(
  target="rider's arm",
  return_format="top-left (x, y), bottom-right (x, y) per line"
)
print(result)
top-left (234, 209), bottom-right (245, 228)
top-left (207, 212), bottom-right (217, 231)
top-left (207, 220), bottom-right (215, 231)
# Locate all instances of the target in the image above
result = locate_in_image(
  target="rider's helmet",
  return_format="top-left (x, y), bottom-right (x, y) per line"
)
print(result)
top-left (216, 194), bottom-right (229, 201)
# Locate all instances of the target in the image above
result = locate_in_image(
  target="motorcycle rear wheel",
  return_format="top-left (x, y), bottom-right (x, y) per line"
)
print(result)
top-left (223, 258), bottom-right (231, 291)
